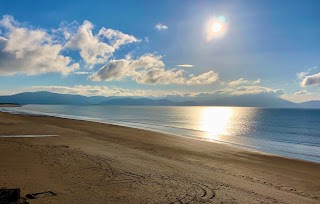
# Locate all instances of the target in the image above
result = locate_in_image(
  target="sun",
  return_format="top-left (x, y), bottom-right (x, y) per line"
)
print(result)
top-left (211, 22), bottom-right (222, 33)
top-left (206, 16), bottom-right (228, 42)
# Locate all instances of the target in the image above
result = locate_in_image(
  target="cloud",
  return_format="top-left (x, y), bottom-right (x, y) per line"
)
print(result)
top-left (228, 78), bottom-right (261, 86)
top-left (300, 72), bottom-right (320, 87)
top-left (66, 21), bottom-right (139, 67)
top-left (187, 71), bottom-right (219, 85)
top-left (73, 71), bottom-right (91, 75)
top-left (297, 66), bottom-right (320, 87)
top-left (98, 28), bottom-right (140, 49)
top-left (0, 15), bottom-right (141, 76)
top-left (297, 66), bottom-right (318, 80)
top-left (0, 15), bottom-right (79, 76)
top-left (27, 85), bottom-right (187, 98)
top-left (155, 23), bottom-right (168, 30)
top-left (135, 67), bottom-right (186, 85)
top-left (297, 71), bottom-right (309, 80)
top-left (295, 90), bottom-right (310, 95)
top-left (65, 21), bottom-right (114, 67)
top-left (176, 64), bottom-right (194, 68)
top-left (214, 86), bottom-right (285, 96)
top-left (89, 54), bottom-right (219, 85)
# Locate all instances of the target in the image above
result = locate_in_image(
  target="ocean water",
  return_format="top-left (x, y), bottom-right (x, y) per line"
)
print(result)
top-left (1, 105), bottom-right (320, 163)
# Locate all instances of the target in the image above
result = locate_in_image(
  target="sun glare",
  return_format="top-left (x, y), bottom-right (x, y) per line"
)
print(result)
top-left (211, 22), bottom-right (222, 33)
top-left (206, 16), bottom-right (228, 42)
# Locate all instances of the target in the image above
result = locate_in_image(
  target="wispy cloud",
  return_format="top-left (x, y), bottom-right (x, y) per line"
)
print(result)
top-left (177, 64), bottom-right (194, 68)
top-left (155, 23), bottom-right (168, 30)
top-left (73, 71), bottom-right (91, 75)
top-left (295, 90), bottom-right (310, 95)
top-left (214, 86), bottom-right (284, 96)
top-left (297, 71), bottom-right (309, 80)
top-left (228, 78), bottom-right (261, 86)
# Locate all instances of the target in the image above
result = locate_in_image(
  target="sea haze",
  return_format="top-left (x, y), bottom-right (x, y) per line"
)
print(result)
top-left (1, 105), bottom-right (320, 163)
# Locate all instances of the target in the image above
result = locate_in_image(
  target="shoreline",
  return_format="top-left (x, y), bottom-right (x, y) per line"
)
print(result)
top-left (0, 112), bottom-right (319, 203)
top-left (0, 103), bottom-right (21, 107)
top-left (1, 107), bottom-right (319, 164)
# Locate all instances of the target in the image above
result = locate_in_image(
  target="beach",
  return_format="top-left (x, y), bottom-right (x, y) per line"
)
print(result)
top-left (0, 112), bottom-right (319, 204)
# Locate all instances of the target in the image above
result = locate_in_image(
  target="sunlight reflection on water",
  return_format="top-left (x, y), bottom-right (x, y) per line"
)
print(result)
top-left (199, 107), bottom-right (234, 141)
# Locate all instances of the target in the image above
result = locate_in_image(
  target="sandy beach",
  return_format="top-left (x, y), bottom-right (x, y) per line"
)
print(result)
top-left (0, 112), bottom-right (319, 204)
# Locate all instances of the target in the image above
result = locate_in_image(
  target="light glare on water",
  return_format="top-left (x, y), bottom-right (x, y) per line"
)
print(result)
top-left (199, 107), bottom-right (233, 141)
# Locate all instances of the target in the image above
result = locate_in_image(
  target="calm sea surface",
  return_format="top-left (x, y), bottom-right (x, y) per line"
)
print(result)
top-left (1, 105), bottom-right (320, 163)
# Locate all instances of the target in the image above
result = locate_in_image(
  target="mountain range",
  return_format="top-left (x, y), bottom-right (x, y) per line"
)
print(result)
top-left (0, 91), bottom-right (319, 108)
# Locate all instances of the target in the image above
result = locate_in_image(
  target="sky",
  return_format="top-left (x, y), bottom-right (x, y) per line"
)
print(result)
top-left (0, 0), bottom-right (320, 102)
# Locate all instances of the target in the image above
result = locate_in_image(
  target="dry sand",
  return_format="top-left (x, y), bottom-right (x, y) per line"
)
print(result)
top-left (0, 112), bottom-right (319, 204)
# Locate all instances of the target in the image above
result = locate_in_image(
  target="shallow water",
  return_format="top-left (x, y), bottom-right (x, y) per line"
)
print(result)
top-left (1, 105), bottom-right (320, 163)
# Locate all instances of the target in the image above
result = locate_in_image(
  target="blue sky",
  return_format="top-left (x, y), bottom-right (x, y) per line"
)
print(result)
top-left (0, 0), bottom-right (319, 102)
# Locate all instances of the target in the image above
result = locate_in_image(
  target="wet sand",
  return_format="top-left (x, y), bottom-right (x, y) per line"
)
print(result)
top-left (0, 112), bottom-right (319, 203)
top-left (0, 104), bottom-right (21, 107)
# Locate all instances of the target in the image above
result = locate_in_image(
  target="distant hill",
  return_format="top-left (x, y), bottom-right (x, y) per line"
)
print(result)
top-left (0, 91), bottom-right (320, 108)
top-left (298, 100), bottom-right (320, 109)
top-left (0, 91), bottom-right (107, 105)
top-left (0, 92), bottom-right (196, 106)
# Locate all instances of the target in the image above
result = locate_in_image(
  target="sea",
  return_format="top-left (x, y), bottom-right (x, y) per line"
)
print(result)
top-left (1, 105), bottom-right (320, 163)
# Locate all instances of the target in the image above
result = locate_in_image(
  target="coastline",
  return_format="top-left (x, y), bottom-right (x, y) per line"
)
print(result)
top-left (2, 105), bottom-right (319, 163)
top-left (0, 103), bottom-right (21, 107)
top-left (0, 111), bottom-right (319, 203)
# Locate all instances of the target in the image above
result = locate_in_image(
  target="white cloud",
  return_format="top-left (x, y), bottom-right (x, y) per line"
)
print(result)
top-left (0, 15), bottom-right (141, 75)
top-left (300, 72), bottom-right (320, 87)
top-left (155, 23), bottom-right (168, 30)
top-left (297, 71), bottom-right (309, 80)
top-left (89, 54), bottom-right (219, 85)
top-left (296, 66), bottom-right (318, 80)
top-left (297, 66), bottom-right (320, 87)
top-left (187, 71), bottom-right (219, 85)
top-left (98, 28), bottom-right (140, 49)
top-left (65, 21), bottom-right (139, 67)
top-left (177, 64), bottom-right (194, 68)
top-left (228, 78), bottom-right (261, 86)
top-left (0, 15), bottom-right (79, 76)
top-left (73, 71), bottom-right (91, 75)
top-left (135, 67), bottom-right (186, 85)
top-left (295, 90), bottom-right (310, 95)
top-left (215, 86), bottom-right (285, 96)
